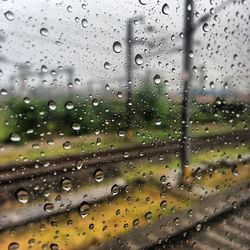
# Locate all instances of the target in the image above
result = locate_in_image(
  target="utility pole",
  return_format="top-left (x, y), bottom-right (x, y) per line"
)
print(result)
top-left (179, 0), bottom-right (234, 184)
top-left (125, 16), bottom-right (144, 139)
top-left (125, 18), bottom-right (133, 137)
top-left (180, 0), bottom-right (194, 184)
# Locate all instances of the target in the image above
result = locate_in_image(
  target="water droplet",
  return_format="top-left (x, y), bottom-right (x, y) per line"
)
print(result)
top-left (10, 132), bottom-right (21, 142)
top-left (94, 169), bottom-right (104, 183)
top-left (195, 223), bottom-right (202, 231)
top-left (48, 100), bottom-right (56, 110)
top-left (202, 23), bottom-right (209, 32)
top-left (40, 28), bottom-right (49, 36)
top-left (63, 141), bottom-right (71, 149)
top-left (66, 5), bottom-right (72, 13)
top-left (23, 97), bottom-right (30, 104)
top-left (0, 89), bottom-right (8, 96)
top-left (133, 218), bottom-right (140, 228)
top-left (44, 203), bottom-right (54, 212)
top-left (155, 117), bottom-right (161, 126)
top-left (160, 200), bottom-right (167, 209)
top-left (231, 165), bottom-right (238, 176)
top-left (81, 18), bottom-right (88, 28)
top-left (154, 74), bottom-right (161, 84)
top-left (135, 54), bottom-right (143, 65)
top-left (73, 78), bottom-right (80, 86)
top-left (61, 178), bottom-right (72, 191)
top-left (139, 0), bottom-right (147, 5)
top-left (233, 54), bottom-right (238, 60)
top-left (117, 91), bottom-right (123, 98)
top-left (55, 40), bottom-right (63, 46)
top-left (113, 41), bottom-right (122, 53)
top-left (189, 51), bottom-right (194, 58)
top-left (209, 81), bottom-right (214, 88)
top-left (117, 130), bottom-right (125, 137)
top-left (145, 212), bottom-right (152, 222)
top-left (72, 123), bottom-right (80, 131)
top-left (4, 11), bottom-right (15, 21)
top-left (124, 152), bottom-right (129, 158)
top-left (76, 160), bottom-right (83, 170)
top-left (104, 62), bottom-right (110, 69)
top-left (188, 209), bottom-right (193, 217)
top-left (49, 243), bottom-right (59, 250)
top-left (92, 99), bottom-right (99, 106)
top-left (111, 184), bottom-right (119, 196)
top-left (174, 217), bottom-right (180, 226)
top-left (105, 84), bottom-right (110, 90)
top-left (160, 175), bottom-right (167, 184)
top-left (41, 65), bottom-right (48, 72)
top-left (16, 189), bottom-right (29, 203)
top-left (162, 3), bottom-right (169, 15)
top-left (8, 242), bottom-right (19, 250)
top-left (78, 202), bottom-right (90, 218)
top-left (44, 189), bottom-right (50, 198)
top-left (65, 101), bottom-right (74, 110)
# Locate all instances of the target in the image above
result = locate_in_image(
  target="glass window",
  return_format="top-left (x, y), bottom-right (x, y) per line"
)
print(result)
top-left (0, 0), bottom-right (249, 249)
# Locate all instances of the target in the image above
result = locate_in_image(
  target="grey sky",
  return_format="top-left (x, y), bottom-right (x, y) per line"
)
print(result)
top-left (0, 0), bottom-right (249, 96)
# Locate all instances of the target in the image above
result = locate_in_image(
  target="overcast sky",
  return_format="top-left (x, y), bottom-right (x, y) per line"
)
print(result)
top-left (0, 0), bottom-right (249, 96)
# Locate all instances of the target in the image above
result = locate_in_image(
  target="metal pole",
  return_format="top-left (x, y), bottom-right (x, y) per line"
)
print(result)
top-left (180, 0), bottom-right (194, 184)
top-left (125, 19), bottom-right (133, 138)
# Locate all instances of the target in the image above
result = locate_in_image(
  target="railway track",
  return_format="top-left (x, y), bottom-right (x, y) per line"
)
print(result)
top-left (172, 205), bottom-right (250, 250)
top-left (0, 130), bottom-right (249, 198)
top-left (97, 182), bottom-right (250, 250)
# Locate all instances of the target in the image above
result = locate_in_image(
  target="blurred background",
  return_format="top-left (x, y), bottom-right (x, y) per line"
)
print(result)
top-left (0, 0), bottom-right (249, 249)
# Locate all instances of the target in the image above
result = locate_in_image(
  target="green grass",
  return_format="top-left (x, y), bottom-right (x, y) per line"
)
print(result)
top-left (0, 120), bottom-right (247, 165)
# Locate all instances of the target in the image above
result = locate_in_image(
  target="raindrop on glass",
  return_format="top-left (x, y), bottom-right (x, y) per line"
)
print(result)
top-left (72, 123), bottom-right (81, 131)
top-left (61, 178), bottom-right (72, 191)
top-left (44, 203), bottom-right (54, 212)
top-left (40, 28), bottom-right (49, 36)
top-left (174, 217), bottom-right (180, 226)
top-left (202, 23), bottom-right (209, 32)
top-left (4, 11), bottom-right (15, 21)
top-left (8, 242), bottom-right (19, 250)
top-left (133, 218), bottom-right (140, 228)
top-left (48, 100), bottom-right (57, 110)
top-left (209, 81), bottom-right (214, 89)
top-left (81, 18), bottom-right (88, 28)
top-left (104, 62), bottom-right (110, 70)
top-left (41, 65), bottom-right (48, 72)
top-left (63, 141), bottom-right (71, 150)
top-left (111, 184), bottom-right (119, 196)
top-left (23, 97), bottom-right (30, 104)
top-left (78, 202), bottom-right (90, 218)
top-left (117, 130), bottom-right (125, 137)
top-left (65, 101), bottom-right (74, 110)
top-left (145, 211), bottom-right (152, 222)
top-left (160, 200), bottom-right (167, 209)
top-left (16, 189), bottom-right (29, 203)
top-left (94, 169), bottom-right (104, 183)
top-left (162, 3), bottom-right (169, 15)
top-left (10, 132), bottom-right (21, 142)
top-left (1, 89), bottom-right (8, 96)
top-left (135, 54), bottom-right (143, 65)
top-left (113, 41), bottom-right (122, 53)
top-left (154, 75), bottom-right (161, 84)
top-left (92, 99), bottom-right (99, 106)
top-left (50, 244), bottom-right (59, 250)
top-left (155, 117), bottom-right (161, 126)
top-left (139, 0), bottom-right (147, 5)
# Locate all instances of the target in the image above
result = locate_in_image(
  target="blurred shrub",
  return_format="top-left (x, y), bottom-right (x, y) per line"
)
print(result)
top-left (4, 94), bottom-right (249, 143)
